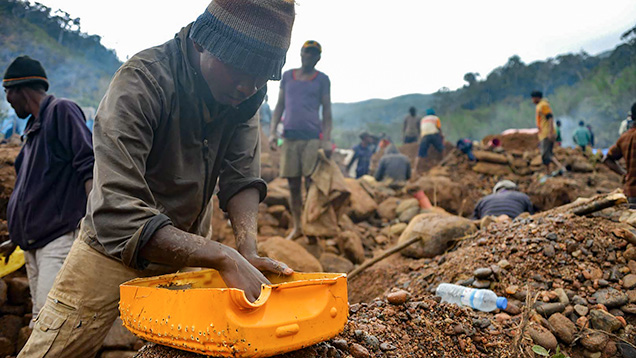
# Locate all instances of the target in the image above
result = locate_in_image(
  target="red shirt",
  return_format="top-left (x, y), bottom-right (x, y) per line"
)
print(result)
top-left (608, 128), bottom-right (636, 197)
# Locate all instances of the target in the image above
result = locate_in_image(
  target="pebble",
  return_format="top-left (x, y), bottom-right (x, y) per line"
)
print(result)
top-left (387, 290), bottom-right (410, 305)
top-left (472, 279), bottom-right (491, 289)
top-left (572, 295), bottom-right (588, 306)
top-left (579, 330), bottom-right (609, 352)
top-left (548, 312), bottom-right (577, 344)
top-left (527, 324), bottom-right (557, 351)
top-left (494, 313), bottom-right (511, 324)
top-left (504, 302), bottom-right (521, 315)
top-left (535, 302), bottom-right (565, 316)
top-left (628, 290), bottom-right (636, 303)
top-left (349, 343), bottom-right (370, 358)
top-left (505, 285), bottom-right (518, 295)
top-left (589, 309), bottom-right (622, 333)
top-left (623, 274), bottom-right (636, 289)
top-left (331, 339), bottom-right (348, 351)
top-left (497, 259), bottom-right (511, 269)
top-left (576, 316), bottom-right (589, 328)
top-left (628, 260), bottom-right (636, 273)
top-left (543, 245), bottom-right (556, 257)
top-left (554, 288), bottom-right (569, 304)
top-left (547, 233), bottom-right (558, 241)
top-left (473, 267), bottom-right (492, 279)
top-left (620, 303), bottom-right (636, 314)
top-left (592, 288), bottom-right (628, 308)
top-left (598, 279), bottom-right (610, 287)
top-left (574, 304), bottom-right (589, 316)
top-left (379, 342), bottom-right (396, 351)
top-left (363, 334), bottom-right (380, 350)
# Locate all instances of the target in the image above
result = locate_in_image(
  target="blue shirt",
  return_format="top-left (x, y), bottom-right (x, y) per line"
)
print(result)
top-left (351, 143), bottom-right (375, 178)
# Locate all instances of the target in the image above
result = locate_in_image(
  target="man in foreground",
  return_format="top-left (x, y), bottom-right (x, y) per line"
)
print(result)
top-left (604, 102), bottom-right (636, 209)
top-left (0, 56), bottom-right (94, 322)
top-left (19, 1), bottom-right (296, 356)
top-left (270, 40), bottom-right (332, 240)
top-left (472, 180), bottom-right (534, 219)
top-left (531, 91), bottom-right (563, 175)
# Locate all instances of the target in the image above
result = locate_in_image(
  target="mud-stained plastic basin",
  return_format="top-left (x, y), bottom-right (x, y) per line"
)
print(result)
top-left (119, 269), bottom-right (348, 357)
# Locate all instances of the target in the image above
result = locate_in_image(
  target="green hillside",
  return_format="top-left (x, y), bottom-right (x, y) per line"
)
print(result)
top-left (333, 24), bottom-right (636, 149)
top-left (0, 0), bottom-right (121, 112)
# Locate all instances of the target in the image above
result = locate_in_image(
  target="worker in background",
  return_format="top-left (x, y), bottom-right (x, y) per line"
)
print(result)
top-left (456, 138), bottom-right (476, 161)
top-left (18, 1), bottom-right (296, 356)
top-left (472, 180), bottom-right (534, 219)
top-left (347, 132), bottom-right (376, 178)
top-left (620, 111), bottom-right (632, 136)
top-left (402, 106), bottom-right (420, 144)
top-left (573, 120), bottom-right (592, 152)
top-left (259, 94), bottom-right (272, 139)
top-left (555, 120), bottom-right (562, 146)
top-left (587, 124), bottom-right (595, 147)
top-left (270, 40), bottom-right (332, 241)
top-left (374, 143), bottom-right (411, 182)
top-left (414, 108), bottom-right (444, 173)
top-left (0, 56), bottom-right (94, 323)
top-left (603, 102), bottom-right (636, 209)
top-left (531, 91), bottom-right (563, 175)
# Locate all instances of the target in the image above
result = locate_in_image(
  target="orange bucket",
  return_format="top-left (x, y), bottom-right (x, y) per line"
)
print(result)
top-left (119, 269), bottom-right (348, 357)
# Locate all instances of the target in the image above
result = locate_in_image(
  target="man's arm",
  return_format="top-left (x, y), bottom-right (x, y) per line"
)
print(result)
top-left (603, 156), bottom-right (627, 176)
top-left (227, 188), bottom-right (292, 276)
top-left (269, 87), bottom-right (285, 150)
top-left (321, 85), bottom-right (333, 142)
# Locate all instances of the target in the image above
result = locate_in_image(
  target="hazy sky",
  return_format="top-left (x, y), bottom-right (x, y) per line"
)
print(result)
top-left (35, 0), bottom-right (636, 104)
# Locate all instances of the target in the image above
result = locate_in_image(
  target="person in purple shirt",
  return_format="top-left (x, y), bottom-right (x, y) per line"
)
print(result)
top-left (0, 56), bottom-right (94, 321)
top-left (270, 40), bottom-right (333, 240)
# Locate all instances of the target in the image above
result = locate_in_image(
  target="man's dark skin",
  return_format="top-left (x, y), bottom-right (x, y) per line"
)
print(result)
top-left (138, 39), bottom-right (293, 303)
top-left (0, 84), bottom-right (93, 262)
top-left (269, 46), bottom-right (333, 241)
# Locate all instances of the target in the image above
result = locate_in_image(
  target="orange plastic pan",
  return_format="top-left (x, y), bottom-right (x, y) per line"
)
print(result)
top-left (119, 269), bottom-right (348, 357)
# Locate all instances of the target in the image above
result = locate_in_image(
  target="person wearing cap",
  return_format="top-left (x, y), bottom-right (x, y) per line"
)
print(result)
top-left (269, 39), bottom-right (332, 241)
top-left (531, 90), bottom-right (563, 175)
top-left (402, 106), bottom-right (420, 144)
top-left (0, 56), bottom-right (94, 323)
top-left (604, 102), bottom-right (636, 209)
top-left (414, 108), bottom-right (444, 173)
top-left (18, 1), bottom-right (296, 356)
top-left (347, 132), bottom-right (376, 178)
top-left (472, 180), bottom-right (534, 220)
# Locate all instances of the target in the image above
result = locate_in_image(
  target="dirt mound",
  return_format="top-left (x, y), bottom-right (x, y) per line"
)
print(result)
top-left (483, 132), bottom-right (539, 152)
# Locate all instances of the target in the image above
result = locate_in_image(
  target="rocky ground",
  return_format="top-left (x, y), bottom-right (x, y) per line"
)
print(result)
top-left (1, 131), bottom-right (634, 358)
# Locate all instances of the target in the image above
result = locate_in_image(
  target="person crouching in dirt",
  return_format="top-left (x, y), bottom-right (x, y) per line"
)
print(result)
top-left (18, 1), bottom-right (296, 357)
top-left (374, 143), bottom-right (411, 183)
top-left (603, 102), bottom-right (636, 209)
top-left (472, 180), bottom-right (534, 220)
top-left (0, 56), bottom-right (94, 325)
top-left (414, 108), bottom-right (444, 173)
top-left (531, 91), bottom-right (564, 175)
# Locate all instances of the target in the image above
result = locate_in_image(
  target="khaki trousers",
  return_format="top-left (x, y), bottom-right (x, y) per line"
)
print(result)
top-left (18, 235), bottom-right (173, 358)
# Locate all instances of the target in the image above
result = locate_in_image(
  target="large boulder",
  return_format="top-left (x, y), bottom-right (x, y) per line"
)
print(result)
top-left (263, 178), bottom-right (290, 208)
top-left (377, 197), bottom-right (400, 220)
top-left (337, 231), bottom-right (366, 264)
top-left (406, 176), bottom-right (472, 216)
top-left (398, 213), bottom-right (477, 259)
top-left (345, 178), bottom-right (377, 221)
top-left (258, 237), bottom-right (323, 272)
top-left (319, 253), bottom-right (354, 273)
top-left (528, 177), bottom-right (583, 211)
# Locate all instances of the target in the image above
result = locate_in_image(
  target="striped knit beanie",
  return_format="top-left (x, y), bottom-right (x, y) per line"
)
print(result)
top-left (190, 0), bottom-right (296, 81)
top-left (3, 56), bottom-right (49, 91)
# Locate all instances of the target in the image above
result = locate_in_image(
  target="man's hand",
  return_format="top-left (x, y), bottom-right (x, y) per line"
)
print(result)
top-left (243, 253), bottom-right (293, 276)
top-left (269, 137), bottom-right (278, 151)
top-left (0, 240), bottom-right (17, 264)
top-left (217, 247), bottom-right (273, 303)
top-left (321, 140), bottom-right (333, 158)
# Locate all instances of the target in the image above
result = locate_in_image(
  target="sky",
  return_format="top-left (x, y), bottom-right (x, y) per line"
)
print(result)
top-left (35, 0), bottom-right (636, 104)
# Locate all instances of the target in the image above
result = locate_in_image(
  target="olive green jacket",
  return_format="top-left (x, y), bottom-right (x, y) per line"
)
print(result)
top-left (81, 24), bottom-right (266, 270)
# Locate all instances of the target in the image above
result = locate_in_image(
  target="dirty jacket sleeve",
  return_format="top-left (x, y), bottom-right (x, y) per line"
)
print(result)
top-left (217, 113), bottom-right (267, 211)
top-left (89, 65), bottom-right (172, 269)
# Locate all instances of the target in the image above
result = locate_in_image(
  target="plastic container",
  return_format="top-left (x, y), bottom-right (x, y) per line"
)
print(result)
top-left (435, 283), bottom-right (507, 312)
top-left (0, 247), bottom-right (25, 278)
top-left (119, 269), bottom-right (348, 357)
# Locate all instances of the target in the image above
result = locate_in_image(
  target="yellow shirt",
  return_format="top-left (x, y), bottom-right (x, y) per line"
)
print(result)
top-left (420, 115), bottom-right (441, 137)
top-left (536, 99), bottom-right (553, 141)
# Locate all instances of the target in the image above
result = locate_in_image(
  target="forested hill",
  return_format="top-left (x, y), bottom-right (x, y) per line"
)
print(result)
top-left (333, 24), bottom-right (636, 149)
top-left (0, 0), bottom-right (121, 111)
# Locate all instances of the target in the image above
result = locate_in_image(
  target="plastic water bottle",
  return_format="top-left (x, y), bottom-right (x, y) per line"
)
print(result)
top-left (435, 283), bottom-right (507, 312)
